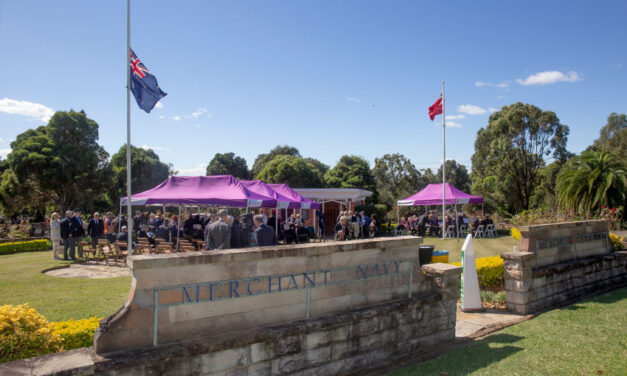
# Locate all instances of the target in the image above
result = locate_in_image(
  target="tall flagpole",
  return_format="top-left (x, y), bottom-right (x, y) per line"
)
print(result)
top-left (441, 80), bottom-right (446, 239)
top-left (126, 0), bottom-right (133, 250)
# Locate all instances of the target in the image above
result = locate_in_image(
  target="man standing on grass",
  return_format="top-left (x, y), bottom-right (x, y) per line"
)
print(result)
top-left (87, 212), bottom-right (104, 250)
top-left (71, 210), bottom-right (85, 258)
top-left (60, 211), bottom-right (75, 260)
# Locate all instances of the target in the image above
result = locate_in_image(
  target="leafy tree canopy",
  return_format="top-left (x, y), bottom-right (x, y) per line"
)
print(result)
top-left (471, 103), bottom-right (570, 215)
top-left (372, 153), bottom-right (423, 210)
top-left (556, 150), bottom-right (626, 213)
top-left (256, 155), bottom-right (324, 188)
top-left (206, 152), bottom-right (250, 179)
top-left (324, 155), bottom-right (378, 202)
top-left (109, 145), bottom-right (173, 206)
top-left (251, 145), bottom-right (300, 178)
top-left (2, 110), bottom-right (110, 213)
top-left (435, 160), bottom-right (472, 192)
top-left (587, 112), bottom-right (626, 162)
top-left (304, 157), bottom-right (330, 178)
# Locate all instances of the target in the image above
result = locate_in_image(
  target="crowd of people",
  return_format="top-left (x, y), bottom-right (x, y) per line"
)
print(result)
top-left (47, 207), bottom-right (320, 259)
top-left (334, 211), bottom-right (378, 240)
top-left (396, 211), bottom-right (493, 237)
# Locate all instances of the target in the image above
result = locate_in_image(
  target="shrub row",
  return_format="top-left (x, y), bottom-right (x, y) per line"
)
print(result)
top-left (0, 239), bottom-right (49, 256)
top-left (452, 256), bottom-right (504, 288)
top-left (0, 304), bottom-right (100, 362)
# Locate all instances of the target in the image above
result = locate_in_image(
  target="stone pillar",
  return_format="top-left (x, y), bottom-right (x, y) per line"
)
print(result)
top-left (501, 251), bottom-right (535, 315)
top-left (422, 263), bottom-right (463, 336)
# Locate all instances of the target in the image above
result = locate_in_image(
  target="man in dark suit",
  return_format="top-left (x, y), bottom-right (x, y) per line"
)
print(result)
top-left (71, 210), bottom-right (86, 258)
top-left (60, 210), bottom-right (75, 260)
top-left (87, 212), bottom-right (104, 249)
top-left (206, 210), bottom-right (231, 250)
top-left (254, 214), bottom-right (277, 247)
top-left (230, 214), bottom-right (243, 249)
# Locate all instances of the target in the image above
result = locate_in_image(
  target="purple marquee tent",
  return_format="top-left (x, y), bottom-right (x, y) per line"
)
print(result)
top-left (397, 183), bottom-right (483, 206)
top-left (120, 175), bottom-right (277, 208)
top-left (240, 180), bottom-right (296, 210)
top-left (267, 184), bottom-right (320, 210)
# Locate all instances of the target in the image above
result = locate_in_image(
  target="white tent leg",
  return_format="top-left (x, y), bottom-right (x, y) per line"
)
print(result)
top-left (118, 201), bottom-right (122, 233)
top-left (176, 205), bottom-right (181, 252)
top-left (313, 208), bottom-right (317, 242)
top-left (275, 205), bottom-right (279, 241)
top-left (455, 204), bottom-right (459, 241)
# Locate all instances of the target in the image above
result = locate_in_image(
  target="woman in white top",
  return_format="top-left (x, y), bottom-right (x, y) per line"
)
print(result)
top-left (50, 212), bottom-right (62, 260)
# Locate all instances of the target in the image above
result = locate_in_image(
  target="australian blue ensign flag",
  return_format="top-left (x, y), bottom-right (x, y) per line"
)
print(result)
top-left (129, 48), bottom-right (166, 113)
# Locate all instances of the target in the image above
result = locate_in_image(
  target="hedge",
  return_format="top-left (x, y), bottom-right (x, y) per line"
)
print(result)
top-left (0, 304), bottom-right (100, 362)
top-left (452, 256), bottom-right (504, 288)
top-left (0, 239), bottom-right (49, 255)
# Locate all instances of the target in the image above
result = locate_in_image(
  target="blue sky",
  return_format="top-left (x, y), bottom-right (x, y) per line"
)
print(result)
top-left (1, 0), bottom-right (626, 175)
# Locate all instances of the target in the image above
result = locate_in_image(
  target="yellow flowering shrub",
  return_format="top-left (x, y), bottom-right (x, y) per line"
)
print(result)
top-left (49, 317), bottom-right (100, 350)
top-left (609, 233), bottom-right (624, 252)
top-left (511, 227), bottom-right (521, 241)
top-left (453, 256), bottom-right (504, 288)
top-left (0, 304), bottom-right (62, 362)
top-left (0, 239), bottom-right (49, 255)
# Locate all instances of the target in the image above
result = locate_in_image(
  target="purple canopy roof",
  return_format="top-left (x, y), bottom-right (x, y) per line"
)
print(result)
top-left (240, 180), bottom-right (297, 209)
top-left (397, 183), bottom-right (483, 206)
top-left (267, 184), bottom-right (321, 210)
top-left (120, 175), bottom-right (277, 207)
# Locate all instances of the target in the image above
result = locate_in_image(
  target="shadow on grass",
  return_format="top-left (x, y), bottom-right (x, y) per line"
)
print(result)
top-left (562, 287), bottom-right (627, 311)
top-left (393, 334), bottom-right (524, 376)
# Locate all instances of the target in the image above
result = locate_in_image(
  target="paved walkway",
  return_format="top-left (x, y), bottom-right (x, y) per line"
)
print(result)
top-left (45, 263), bottom-right (130, 278)
top-left (455, 304), bottom-right (527, 339)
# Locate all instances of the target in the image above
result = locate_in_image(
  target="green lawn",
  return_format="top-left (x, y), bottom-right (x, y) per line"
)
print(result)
top-left (0, 251), bottom-right (131, 321)
top-left (420, 235), bottom-right (519, 262)
top-left (392, 287), bottom-right (627, 376)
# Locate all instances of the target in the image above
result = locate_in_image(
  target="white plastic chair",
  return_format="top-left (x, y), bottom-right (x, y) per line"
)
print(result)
top-left (444, 225), bottom-right (455, 238)
top-left (474, 225), bottom-right (485, 238)
top-left (485, 224), bottom-right (496, 238)
top-left (459, 224), bottom-right (467, 237)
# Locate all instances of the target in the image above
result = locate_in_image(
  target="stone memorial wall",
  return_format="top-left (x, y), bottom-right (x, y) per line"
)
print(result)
top-left (502, 220), bottom-right (627, 315)
top-left (2, 236), bottom-right (463, 375)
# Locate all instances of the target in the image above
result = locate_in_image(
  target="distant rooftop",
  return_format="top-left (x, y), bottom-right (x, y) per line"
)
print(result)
top-left (293, 188), bottom-right (373, 202)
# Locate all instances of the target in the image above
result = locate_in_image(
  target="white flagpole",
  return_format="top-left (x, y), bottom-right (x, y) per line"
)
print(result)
top-left (126, 0), bottom-right (133, 251)
top-left (441, 80), bottom-right (446, 239)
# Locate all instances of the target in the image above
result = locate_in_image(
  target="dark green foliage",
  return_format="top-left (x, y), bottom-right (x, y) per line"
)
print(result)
top-left (557, 150), bottom-right (626, 213)
top-left (256, 155), bottom-right (324, 188)
top-left (1, 111), bottom-right (111, 214)
top-left (587, 112), bottom-right (626, 162)
top-left (205, 152), bottom-right (250, 179)
top-left (251, 145), bottom-right (300, 178)
top-left (324, 155), bottom-right (378, 203)
top-left (372, 153), bottom-right (424, 210)
top-left (435, 160), bottom-right (472, 192)
top-left (471, 103), bottom-right (570, 215)
top-left (109, 145), bottom-right (172, 206)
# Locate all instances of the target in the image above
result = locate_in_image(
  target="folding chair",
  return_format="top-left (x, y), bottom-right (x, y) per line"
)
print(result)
top-left (113, 241), bottom-right (129, 266)
top-left (394, 226), bottom-right (406, 236)
top-left (459, 224), bottom-right (468, 237)
top-left (485, 224), bottom-right (496, 238)
top-left (474, 225), bottom-right (485, 238)
top-left (97, 239), bottom-right (115, 265)
top-left (444, 225), bottom-right (455, 238)
top-left (78, 241), bottom-right (96, 261)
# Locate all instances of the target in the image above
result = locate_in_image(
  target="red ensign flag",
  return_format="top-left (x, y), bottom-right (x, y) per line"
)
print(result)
top-left (428, 96), bottom-right (443, 120)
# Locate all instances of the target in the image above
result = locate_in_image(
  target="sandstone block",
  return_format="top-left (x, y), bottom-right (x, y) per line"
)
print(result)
top-left (201, 347), bottom-right (249, 373)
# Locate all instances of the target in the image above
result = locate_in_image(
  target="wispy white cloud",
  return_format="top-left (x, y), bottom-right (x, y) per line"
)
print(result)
top-left (475, 81), bottom-right (509, 89)
top-left (154, 101), bottom-right (164, 109)
top-left (489, 107), bottom-right (498, 113)
top-left (516, 70), bottom-right (582, 86)
top-left (194, 124), bottom-right (201, 128)
top-left (191, 108), bottom-right (207, 118)
top-left (140, 145), bottom-right (170, 152)
top-left (0, 148), bottom-right (10, 159)
top-left (0, 138), bottom-right (3, 143)
top-left (346, 96), bottom-right (361, 103)
top-left (446, 114), bottom-right (465, 120)
top-left (0, 98), bottom-right (54, 122)
top-left (158, 115), bottom-right (164, 119)
top-left (615, 64), bottom-right (623, 70)
top-left (458, 104), bottom-right (488, 115)
top-left (446, 121), bottom-right (462, 128)
top-left (175, 163), bottom-right (206, 176)
top-left (497, 95), bottom-right (506, 99)
top-left (172, 116), bottom-right (181, 121)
